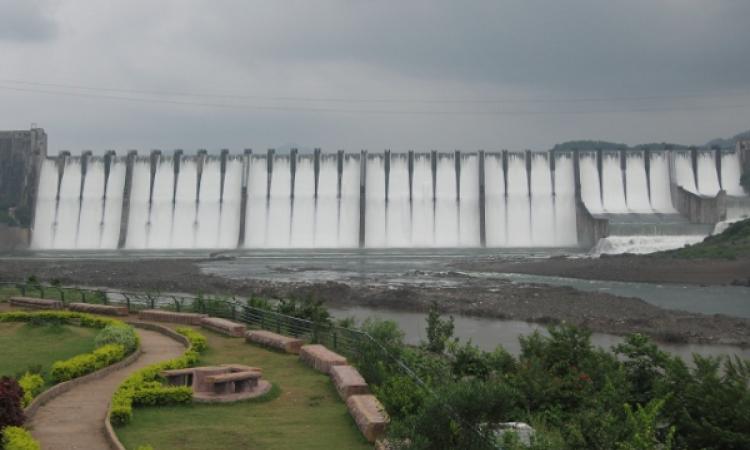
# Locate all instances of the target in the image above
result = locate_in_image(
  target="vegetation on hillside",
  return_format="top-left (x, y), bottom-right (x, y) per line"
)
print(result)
top-left (660, 219), bottom-right (750, 259)
top-left (352, 305), bottom-right (750, 449)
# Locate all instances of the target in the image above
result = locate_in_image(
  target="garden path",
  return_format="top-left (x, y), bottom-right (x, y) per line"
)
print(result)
top-left (27, 328), bottom-right (185, 450)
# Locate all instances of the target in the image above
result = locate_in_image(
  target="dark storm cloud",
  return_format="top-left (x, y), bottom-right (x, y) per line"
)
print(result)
top-left (191, 0), bottom-right (750, 94)
top-left (0, 0), bottom-right (57, 41)
top-left (1, 0), bottom-right (749, 152)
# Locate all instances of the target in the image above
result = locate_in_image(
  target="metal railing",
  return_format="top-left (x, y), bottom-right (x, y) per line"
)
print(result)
top-left (0, 280), bottom-right (497, 448)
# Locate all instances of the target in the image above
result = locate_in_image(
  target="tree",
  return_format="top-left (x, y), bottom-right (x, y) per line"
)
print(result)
top-left (424, 302), bottom-right (454, 354)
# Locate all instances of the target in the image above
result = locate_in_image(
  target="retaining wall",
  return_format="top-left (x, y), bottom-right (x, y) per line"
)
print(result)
top-left (670, 185), bottom-right (727, 225)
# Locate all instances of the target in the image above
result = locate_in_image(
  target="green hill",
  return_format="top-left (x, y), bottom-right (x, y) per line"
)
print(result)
top-left (660, 219), bottom-right (750, 259)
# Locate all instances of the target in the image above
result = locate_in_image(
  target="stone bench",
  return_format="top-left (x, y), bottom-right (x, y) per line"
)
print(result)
top-left (138, 309), bottom-right (207, 325)
top-left (9, 297), bottom-right (63, 310)
top-left (200, 317), bottom-right (246, 337)
top-left (245, 330), bottom-right (304, 354)
top-left (346, 394), bottom-right (389, 443)
top-left (205, 371), bottom-right (262, 395)
top-left (330, 365), bottom-right (369, 400)
top-left (161, 368), bottom-right (196, 386)
top-left (299, 344), bottom-right (347, 374)
top-left (68, 302), bottom-right (128, 316)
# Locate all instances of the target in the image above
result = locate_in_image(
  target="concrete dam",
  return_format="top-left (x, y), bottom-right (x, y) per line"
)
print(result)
top-left (2, 129), bottom-right (749, 251)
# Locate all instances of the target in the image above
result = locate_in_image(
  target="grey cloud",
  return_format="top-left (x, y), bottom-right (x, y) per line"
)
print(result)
top-left (0, 0), bottom-right (57, 41)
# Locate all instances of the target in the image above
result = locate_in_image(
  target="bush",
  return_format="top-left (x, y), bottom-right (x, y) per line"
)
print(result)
top-left (175, 327), bottom-right (208, 353)
top-left (110, 328), bottom-right (207, 426)
top-left (0, 377), bottom-right (25, 431)
top-left (0, 311), bottom-right (123, 330)
top-left (17, 373), bottom-right (44, 408)
top-left (1, 426), bottom-right (40, 450)
top-left (50, 344), bottom-right (125, 383)
top-left (95, 324), bottom-right (138, 354)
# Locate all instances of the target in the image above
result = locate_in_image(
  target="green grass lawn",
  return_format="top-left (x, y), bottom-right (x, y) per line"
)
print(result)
top-left (0, 322), bottom-right (98, 379)
top-left (115, 328), bottom-right (372, 450)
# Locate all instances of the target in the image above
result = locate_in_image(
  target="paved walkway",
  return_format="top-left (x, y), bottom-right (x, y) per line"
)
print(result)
top-left (28, 329), bottom-right (185, 450)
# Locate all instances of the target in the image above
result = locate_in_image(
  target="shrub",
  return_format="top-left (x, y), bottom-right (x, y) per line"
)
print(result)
top-left (424, 301), bottom-right (454, 354)
top-left (175, 327), bottom-right (207, 353)
top-left (50, 344), bottom-right (125, 383)
top-left (0, 377), bottom-right (25, 430)
top-left (1, 426), bottom-right (40, 450)
top-left (17, 373), bottom-right (44, 408)
top-left (95, 324), bottom-right (138, 354)
top-left (0, 311), bottom-right (122, 330)
top-left (110, 328), bottom-right (207, 426)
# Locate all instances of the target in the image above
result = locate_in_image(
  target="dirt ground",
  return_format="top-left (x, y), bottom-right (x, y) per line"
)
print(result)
top-left (1, 257), bottom-right (749, 347)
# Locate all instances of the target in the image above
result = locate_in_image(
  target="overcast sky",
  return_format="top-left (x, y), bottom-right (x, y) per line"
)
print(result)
top-left (1, 0), bottom-right (749, 154)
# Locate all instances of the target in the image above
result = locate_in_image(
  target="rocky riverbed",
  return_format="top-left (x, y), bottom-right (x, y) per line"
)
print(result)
top-left (1, 256), bottom-right (749, 347)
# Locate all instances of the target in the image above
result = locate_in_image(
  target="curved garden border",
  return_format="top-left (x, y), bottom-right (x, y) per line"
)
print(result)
top-left (24, 347), bottom-right (143, 419)
top-left (104, 321), bottom-right (191, 450)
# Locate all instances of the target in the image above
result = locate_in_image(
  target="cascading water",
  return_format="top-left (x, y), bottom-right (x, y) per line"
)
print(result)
top-left (721, 151), bottom-right (745, 196)
top-left (624, 152), bottom-right (652, 212)
top-left (673, 151), bottom-right (697, 193)
top-left (648, 152), bottom-right (674, 212)
top-left (696, 151), bottom-right (721, 196)
top-left (600, 152), bottom-right (628, 213)
top-left (29, 148), bottom-right (747, 250)
top-left (579, 151), bottom-right (603, 212)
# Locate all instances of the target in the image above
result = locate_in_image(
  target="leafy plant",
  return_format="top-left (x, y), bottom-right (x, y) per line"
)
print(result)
top-left (424, 301), bottom-right (454, 354)
top-left (50, 344), bottom-right (125, 382)
top-left (95, 324), bottom-right (138, 354)
top-left (0, 377), bottom-right (25, 431)
top-left (1, 426), bottom-right (40, 450)
top-left (17, 373), bottom-right (44, 408)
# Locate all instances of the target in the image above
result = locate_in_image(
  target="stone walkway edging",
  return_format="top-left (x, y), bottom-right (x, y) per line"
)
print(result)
top-left (104, 321), bottom-right (190, 450)
top-left (24, 347), bottom-right (143, 419)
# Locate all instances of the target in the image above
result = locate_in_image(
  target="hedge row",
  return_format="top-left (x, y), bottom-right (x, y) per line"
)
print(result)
top-left (17, 373), bottom-right (44, 408)
top-left (50, 344), bottom-right (126, 383)
top-left (110, 328), bottom-right (207, 426)
top-left (0, 311), bottom-right (122, 329)
top-left (0, 311), bottom-right (138, 402)
top-left (1, 426), bottom-right (40, 450)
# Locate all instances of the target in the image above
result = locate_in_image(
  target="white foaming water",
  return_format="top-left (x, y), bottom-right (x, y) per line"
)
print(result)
top-left (530, 153), bottom-right (555, 246)
top-left (624, 152), bottom-right (652, 212)
top-left (579, 152), bottom-right (603, 212)
top-left (484, 154), bottom-right (507, 246)
top-left (553, 154), bottom-right (578, 246)
top-left (246, 153), bottom-right (360, 248)
top-left (458, 154), bottom-right (480, 246)
top-left (31, 157), bottom-right (125, 249)
top-left (648, 152), bottom-right (675, 212)
top-left (289, 156), bottom-right (317, 248)
top-left (673, 151), bottom-right (697, 193)
top-left (29, 148), bottom-right (744, 250)
top-left (696, 151), bottom-right (720, 196)
top-left (593, 235), bottom-right (704, 255)
top-left (601, 152), bottom-right (627, 213)
top-left (721, 151), bottom-right (745, 196)
top-left (124, 156), bottom-right (242, 249)
top-left (506, 153), bottom-right (531, 246)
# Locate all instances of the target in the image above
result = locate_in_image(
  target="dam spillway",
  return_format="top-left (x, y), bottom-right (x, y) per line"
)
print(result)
top-left (28, 147), bottom-right (749, 250)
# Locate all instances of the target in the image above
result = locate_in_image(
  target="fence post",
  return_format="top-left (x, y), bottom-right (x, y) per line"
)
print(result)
top-left (80, 289), bottom-right (86, 303)
top-left (59, 288), bottom-right (65, 304)
top-left (333, 330), bottom-right (338, 350)
top-left (125, 295), bottom-right (131, 313)
top-left (20, 283), bottom-right (26, 296)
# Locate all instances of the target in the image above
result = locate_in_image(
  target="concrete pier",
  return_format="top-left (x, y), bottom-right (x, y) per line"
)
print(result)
top-left (117, 150), bottom-right (138, 249)
top-left (359, 150), bottom-right (367, 248)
